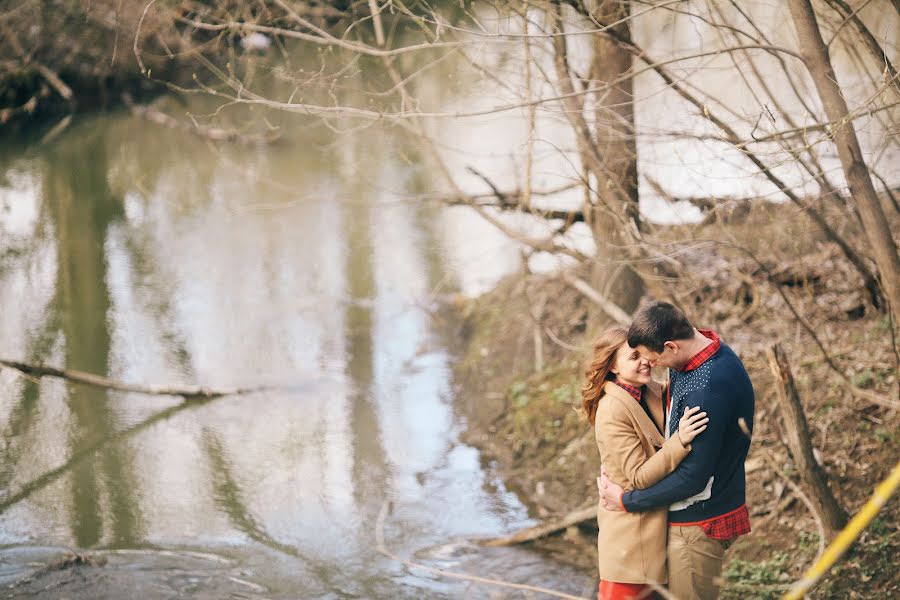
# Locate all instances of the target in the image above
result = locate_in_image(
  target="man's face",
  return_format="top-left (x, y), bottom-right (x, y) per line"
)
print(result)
top-left (635, 342), bottom-right (679, 368)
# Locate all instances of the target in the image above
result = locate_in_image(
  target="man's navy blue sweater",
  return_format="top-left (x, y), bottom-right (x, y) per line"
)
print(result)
top-left (622, 343), bottom-right (754, 522)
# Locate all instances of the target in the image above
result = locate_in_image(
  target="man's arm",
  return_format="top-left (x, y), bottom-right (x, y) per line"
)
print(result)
top-left (620, 389), bottom-right (727, 513)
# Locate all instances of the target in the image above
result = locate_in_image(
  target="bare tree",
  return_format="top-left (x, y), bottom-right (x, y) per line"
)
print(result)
top-left (589, 1), bottom-right (645, 319)
top-left (126, 0), bottom-right (897, 330)
top-left (787, 0), bottom-right (900, 327)
top-left (548, 0), bottom-right (646, 324)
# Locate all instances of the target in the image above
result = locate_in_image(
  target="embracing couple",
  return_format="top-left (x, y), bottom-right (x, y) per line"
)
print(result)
top-left (583, 300), bottom-right (755, 600)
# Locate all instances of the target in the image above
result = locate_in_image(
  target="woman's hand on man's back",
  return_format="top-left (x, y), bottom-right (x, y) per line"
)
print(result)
top-left (677, 406), bottom-right (709, 446)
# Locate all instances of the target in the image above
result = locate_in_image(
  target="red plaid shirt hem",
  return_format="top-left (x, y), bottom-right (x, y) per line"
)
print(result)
top-left (670, 504), bottom-right (751, 540)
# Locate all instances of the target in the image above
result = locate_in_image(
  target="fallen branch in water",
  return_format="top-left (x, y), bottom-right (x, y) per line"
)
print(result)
top-left (463, 498), bottom-right (676, 600)
top-left (34, 62), bottom-right (74, 102)
top-left (477, 504), bottom-right (595, 547)
top-left (0, 359), bottom-right (267, 399)
top-left (0, 395), bottom-right (221, 514)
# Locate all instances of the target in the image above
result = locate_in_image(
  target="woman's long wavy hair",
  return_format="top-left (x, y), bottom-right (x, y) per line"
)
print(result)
top-left (582, 327), bottom-right (627, 425)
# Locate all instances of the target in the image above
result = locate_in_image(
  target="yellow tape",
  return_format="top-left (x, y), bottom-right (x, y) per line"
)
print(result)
top-left (783, 459), bottom-right (900, 600)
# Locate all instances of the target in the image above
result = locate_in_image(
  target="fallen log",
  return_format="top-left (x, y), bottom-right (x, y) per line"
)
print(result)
top-left (477, 504), bottom-right (596, 547)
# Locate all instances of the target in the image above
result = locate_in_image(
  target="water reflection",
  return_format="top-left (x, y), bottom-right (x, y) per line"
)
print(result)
top-left (45, 127), bottom-right (143, 548)
top-left (343, 174), bottom-right (390, 513)
top-left (0, 112), bottom-right (591, 597)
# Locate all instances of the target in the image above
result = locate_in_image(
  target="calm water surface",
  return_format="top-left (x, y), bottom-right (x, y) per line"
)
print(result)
top-left (0, 111), bottom-right (594, 598)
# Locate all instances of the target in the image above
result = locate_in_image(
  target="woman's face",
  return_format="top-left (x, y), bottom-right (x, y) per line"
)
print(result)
top-left (612, 343), bottom-right (652, 386)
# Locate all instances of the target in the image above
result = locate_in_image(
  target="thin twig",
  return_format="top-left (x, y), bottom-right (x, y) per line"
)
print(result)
top-left (545, 326), bottom-right (583, 352)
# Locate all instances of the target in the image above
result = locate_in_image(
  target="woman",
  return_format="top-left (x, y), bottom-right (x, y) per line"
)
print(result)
top-left (583, 327), bottom-right (708, 600)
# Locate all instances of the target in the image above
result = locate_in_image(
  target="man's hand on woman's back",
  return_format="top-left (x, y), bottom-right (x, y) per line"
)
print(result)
top-left (598, 467), bottom-right (625, 511)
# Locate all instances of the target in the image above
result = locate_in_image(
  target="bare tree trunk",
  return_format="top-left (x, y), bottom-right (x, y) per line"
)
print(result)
top-left (549, 1), bottom-right (644, 330)
top-left (588, 22), bottom-right (885, 310)
top-left (788, 0), bottom-right (900, 326)
top-left (766, 343), bottom-right (848, 540)
top-left (587, 0), bottom-right (645, 321)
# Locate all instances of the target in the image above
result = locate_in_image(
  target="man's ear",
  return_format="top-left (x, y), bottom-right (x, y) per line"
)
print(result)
top-left (663, 341), bottom-right (678, 354)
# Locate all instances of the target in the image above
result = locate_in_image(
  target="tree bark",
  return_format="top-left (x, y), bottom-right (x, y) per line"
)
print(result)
top-left (548, 1), bottom-right (644, 331)
top-left (587, 0), bottom-right (645, 321)
top-left (788, 0), bottom-right (900, 326)
top-left (766, 343), bottom-right (848, 540)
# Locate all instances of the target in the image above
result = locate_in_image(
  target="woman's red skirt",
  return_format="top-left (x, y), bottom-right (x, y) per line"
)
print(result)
top-left (597, 580), bottom-right (659, 600)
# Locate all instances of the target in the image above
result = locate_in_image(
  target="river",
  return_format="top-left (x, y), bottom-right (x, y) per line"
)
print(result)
top-left (0, 110), bottom-right (594, 598)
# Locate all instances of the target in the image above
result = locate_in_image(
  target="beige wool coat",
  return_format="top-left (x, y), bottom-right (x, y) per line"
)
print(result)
top-left (594, 380), bottom-right (691, 584)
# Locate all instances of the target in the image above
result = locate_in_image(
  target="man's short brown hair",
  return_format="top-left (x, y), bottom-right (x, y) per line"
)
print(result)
top-left (626, 299), bottom-right (695, 352)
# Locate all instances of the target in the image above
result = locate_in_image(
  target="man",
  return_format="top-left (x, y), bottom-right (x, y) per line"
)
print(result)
top-left (598, 300), bottom-right (754, 600)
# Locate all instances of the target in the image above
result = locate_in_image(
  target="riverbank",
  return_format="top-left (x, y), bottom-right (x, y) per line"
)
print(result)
top-left (450, 200), bottom-right (900, 598)
top-left (0, 1), bottom-right (177, 126)
top-left (0, 1), bottom-right (359, 127)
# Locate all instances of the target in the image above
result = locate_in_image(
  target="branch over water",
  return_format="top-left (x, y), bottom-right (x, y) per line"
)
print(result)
top-left (0, 359), bottom-right (269, 399)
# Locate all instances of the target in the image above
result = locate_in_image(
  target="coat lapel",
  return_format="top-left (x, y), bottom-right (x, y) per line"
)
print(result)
top-left (645, 381), bottom-right (666, 435)
top-left (602, 381), bottom-right (665, 448)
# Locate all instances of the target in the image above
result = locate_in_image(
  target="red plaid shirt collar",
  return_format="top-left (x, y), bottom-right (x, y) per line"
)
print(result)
top-left (680, 329), bottom-right (721, 372)
top-left (614, 380), bottom-right (644, 402)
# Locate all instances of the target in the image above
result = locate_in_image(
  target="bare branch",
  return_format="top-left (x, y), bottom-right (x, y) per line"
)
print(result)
top-left (823, 0), bottom-right (899, 99)
top-left (559, 271), bottom-right (632, 326)
top-left (0, 359), bottom-right (267, 399)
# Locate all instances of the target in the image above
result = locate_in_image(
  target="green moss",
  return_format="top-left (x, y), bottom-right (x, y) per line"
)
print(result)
top-left (875, 428), bottom-right (894, 443)
top-left (721, 552), bottom-right (791, 599)
top-left (851, 369), bottom-right (875, 389)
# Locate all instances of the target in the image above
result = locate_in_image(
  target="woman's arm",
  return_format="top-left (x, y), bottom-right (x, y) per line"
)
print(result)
top-left (597, 402), bottom-right (691, 490)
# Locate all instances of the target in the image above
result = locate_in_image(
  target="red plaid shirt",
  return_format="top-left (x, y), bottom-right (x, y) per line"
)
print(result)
top-left (614, 380), bottom-right (643, 402)
top-left (681, 329), bottom-right (721, 372)
top-left (669, 329), bottom-right (750, 540)
top-left (671, 504), bottom-right (751, 540)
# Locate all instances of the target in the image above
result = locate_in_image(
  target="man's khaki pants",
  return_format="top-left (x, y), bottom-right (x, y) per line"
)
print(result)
top-left (667, 525), bottom-right (730, 600)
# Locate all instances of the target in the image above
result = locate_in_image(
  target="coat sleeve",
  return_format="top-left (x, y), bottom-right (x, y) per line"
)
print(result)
top-left (622, 388), bottom-right (726, 512)
top-left (597, 400), bottom-right (691, 491)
